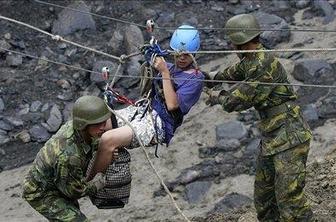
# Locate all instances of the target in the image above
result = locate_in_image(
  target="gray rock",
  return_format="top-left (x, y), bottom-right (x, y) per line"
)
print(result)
top-left (0, 120), bottom-right (14, 131)
top-left (108, 27), bottom-right (124, 54)
top-left (228, 0), bottom-right (240, 4)
top-left (29, 125), bottom-right (50, 142)
top-left (126, 57), bottom-right (140, 78)
top-left (302, 104), bottom-right (319, 121)
top-left (52, 1), bottom-right (96, 35)
top-left (18, 106), bottom-right (30, 116)
top-left (91, 60), bottom-right (122, 84)
top-left (314, 0), bottom-right (335, 24)
top-left (62, 102), bottom-right (74, 121)
top-left (185, 181), bottom-right (212, 204)
top-left (30, 101), bottom-right (42, 113)
top-left (317, 93), bottom-right (336, 118)
top-left (4, 116), bottom-right (24, 127)
top-left (295, 0), bottom-right (311, 9)
top-left (16, 130), bottom-right (31, 143)
top-left (216, 121), bottom-right (248, 141)
top-left (216, 139), bottom-right (241, 152)
top-left (21, 113), bottom-right (44, 124)
top-left (245, 138), bottom-right (260, 157)
top-left (212, 193), bottom-right (253, 213)
top-left (124, 25), bottom-right (144, 54)
top-left (175, 12), bottom-right (198, 27)
top-left (254, 12), bottom-right (290, 48)
top-left (57, 90), bottom-right (74, 101)
top-left (0, 40), bottom-right (11, 54)
top-left (190, 0), bottom-right (203, 3)
top-left (157, 12), bottom-right (175, 26)
top-left (0, 133), bottom-right (10, 145)
top-left (292, 59), bottom-right (333, 83)
top-left (0, 97), bottom-right (4, 112)
top-left (43, 105), bottom-right (63, 133)
top-left (6, 54), bottom-right (23, 67)
top-left (273, 0), bottom-right (290, 10)
top-left (41, 103), bottom-right (50, 112)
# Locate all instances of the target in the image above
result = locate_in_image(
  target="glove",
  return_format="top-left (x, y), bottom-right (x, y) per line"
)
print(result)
top-left (141, 43), bottom-right (168, 65)
top-left (88, 172), bottom-right (106, 191)
top-left (204, 88), bottom-right (228, 106)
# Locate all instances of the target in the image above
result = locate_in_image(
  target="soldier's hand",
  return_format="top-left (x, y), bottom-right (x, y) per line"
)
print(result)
top-left (88, 172), bottom-right (106, 191)
top-left (204, 88), bottom-right (221, 106)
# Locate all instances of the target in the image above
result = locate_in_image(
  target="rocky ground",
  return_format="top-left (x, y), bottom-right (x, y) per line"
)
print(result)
top-left (0, 0), bottom-right (336, 221)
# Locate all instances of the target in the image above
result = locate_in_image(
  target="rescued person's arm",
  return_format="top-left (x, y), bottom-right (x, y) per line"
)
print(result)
top-left (154, 57), bottom-right (179, 111)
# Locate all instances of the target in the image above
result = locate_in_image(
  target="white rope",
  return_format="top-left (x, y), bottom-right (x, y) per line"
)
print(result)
top-left (34, 0), bottom-right (336, 33)
top-left (105, 106), bottom-right (191, 222)
top-left (0, 15), bottom-right (120, 61)
top-left (2, 47), bottom-right (336, 89)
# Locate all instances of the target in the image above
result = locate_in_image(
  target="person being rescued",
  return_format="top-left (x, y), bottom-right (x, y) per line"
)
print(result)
top-left (87, 24), bottom-right (205, 181)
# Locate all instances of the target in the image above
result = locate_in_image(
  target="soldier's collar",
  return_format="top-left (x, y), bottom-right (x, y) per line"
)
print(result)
top-left (256, 43), bottom-right (263, 50)
top-left (73, 130), bottom-right (95, 155)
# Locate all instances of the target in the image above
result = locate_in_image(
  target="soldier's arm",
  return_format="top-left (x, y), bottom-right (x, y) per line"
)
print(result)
top-left (214, 63), bottom-right (245, 81)
top-left (218, 61), bottom-right (275, 112)
top-left (55, 155), bottom-right (97, 199)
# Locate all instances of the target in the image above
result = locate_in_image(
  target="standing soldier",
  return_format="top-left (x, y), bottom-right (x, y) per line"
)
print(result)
top-left (207, 14), bottom-right (313, 221)
top-left (22, 96), bottom-right (109, 221)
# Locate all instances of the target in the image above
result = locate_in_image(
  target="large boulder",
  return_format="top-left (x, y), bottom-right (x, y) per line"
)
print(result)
top-left (211, 193), bottom-right (253, 213)
top-left (185, 181), bottom-right (212, 204)
top-left (41, 105), bottom-right (63, 133)
top-left (254, 12), bottom-right (290, 48)
top-left (313, 0), bottom-right (335, 24)
top-left (124, 25), bottom-right (144, 54)
top-left (29, 124), bottom-right (50, 142)
top-left (292, 59), bottom-right (334, 84)
top-left (216, 120), bottom-right (248, 141)
top-left (52, 1), bottom-right (96, 35)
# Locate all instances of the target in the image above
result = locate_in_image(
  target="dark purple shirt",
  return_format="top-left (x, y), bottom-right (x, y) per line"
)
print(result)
top-left (151, 63), bottom-right (204, 144)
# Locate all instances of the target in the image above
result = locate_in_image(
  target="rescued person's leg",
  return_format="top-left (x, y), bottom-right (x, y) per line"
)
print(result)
top-left (87, 126), bottom-right (133, 180)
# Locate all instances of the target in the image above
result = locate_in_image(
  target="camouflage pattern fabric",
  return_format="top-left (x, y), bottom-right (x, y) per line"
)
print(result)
top-left (254, 142), bottom-right (313, 222)
top-left (115, 105), bottom-right (165, 148)
top-left (22, 121), bottom-right (97, 221)
top-left (214, 43), bottom-right (313, 220)
top-left (214, 44), bottom-right (312, 155)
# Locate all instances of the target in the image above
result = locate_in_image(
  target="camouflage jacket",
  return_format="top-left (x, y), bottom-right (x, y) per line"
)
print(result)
top-left (214, 44), bottom-right (312, 155)
top-left (24, 121), bottom-right (97, 201)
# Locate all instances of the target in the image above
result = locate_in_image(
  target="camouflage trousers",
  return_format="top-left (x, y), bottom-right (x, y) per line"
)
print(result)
top-left (254, 141), bottom-right (313, 222)
top-left (23, 178), bottom-right (88, 222)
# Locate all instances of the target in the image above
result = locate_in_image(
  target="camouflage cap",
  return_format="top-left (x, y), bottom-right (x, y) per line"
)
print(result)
top-left (73, 95), bottom-right (111, 130)
top-left (225, 14), bottom-right (261, 45)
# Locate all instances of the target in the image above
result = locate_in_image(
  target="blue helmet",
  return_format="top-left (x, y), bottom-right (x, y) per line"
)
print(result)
top-left (170, 25), bottom-right (200, 53)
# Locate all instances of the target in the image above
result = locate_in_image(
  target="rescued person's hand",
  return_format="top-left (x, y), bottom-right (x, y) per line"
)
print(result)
top-left (153, 57), bottom-right (169, 74)
top-left (88, 172), bottom-right (106, 191)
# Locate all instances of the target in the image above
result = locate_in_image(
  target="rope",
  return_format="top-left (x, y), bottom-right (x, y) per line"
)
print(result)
top-left (0, 15), bottom-right (120, 62)
top-left (34, 0), bottom-right (336, 33)
top-left (3, 14), bottom-right (336, 59)
top-left (170, 47), bottom-right (336, 55)
top-left (33, 0), bottom-right (147, 29)
top-left (2, 47), bottom-right (336, 89)
top-left (105, 106), bottom-right (191, 222)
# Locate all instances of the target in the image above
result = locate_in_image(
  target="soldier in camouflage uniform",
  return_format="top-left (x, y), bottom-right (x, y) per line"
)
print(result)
top-left (207, 14), bottom-right (313, 221)
top-left (22, 96), bottom-right (109, 221)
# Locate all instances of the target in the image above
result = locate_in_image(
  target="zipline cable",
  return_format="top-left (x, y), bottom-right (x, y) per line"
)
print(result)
top-left (34, 0), bottom-right (336, 33)
top-left (2, 47), bottom-right (336, 89)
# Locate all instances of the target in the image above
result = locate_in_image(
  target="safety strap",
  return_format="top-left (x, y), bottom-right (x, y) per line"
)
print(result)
top-left (111, 113), bottom-right (118, 129)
